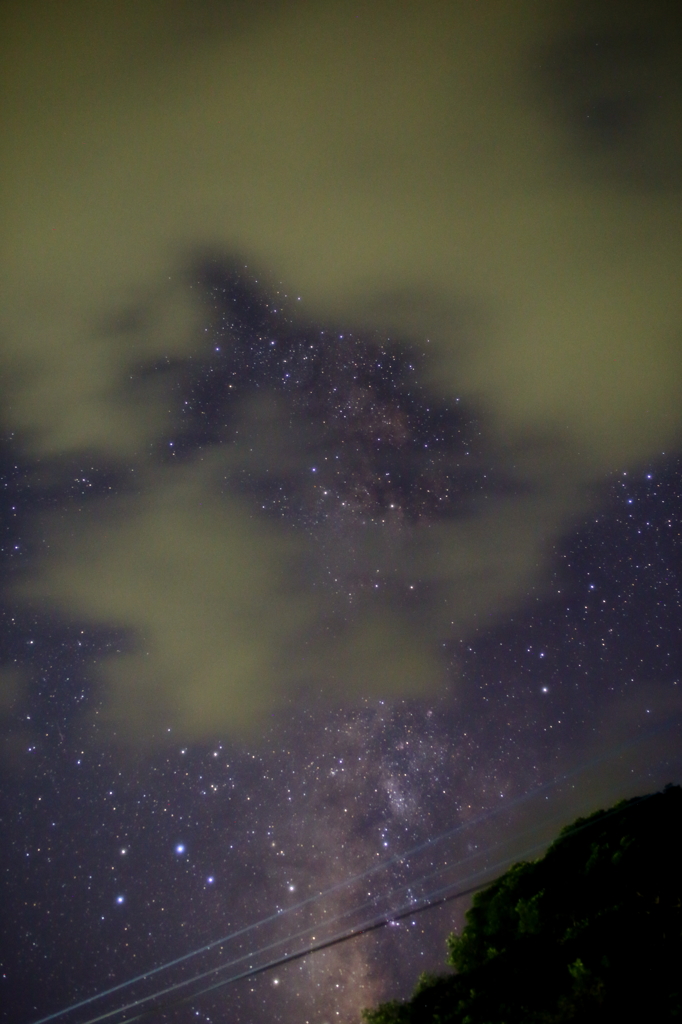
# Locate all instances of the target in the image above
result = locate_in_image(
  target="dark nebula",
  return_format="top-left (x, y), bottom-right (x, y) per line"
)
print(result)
top-left (159, 262), bottom-right (513, 533)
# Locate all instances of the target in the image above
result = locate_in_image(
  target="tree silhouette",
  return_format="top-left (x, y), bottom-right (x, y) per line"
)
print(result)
top-left (363, 784), bottom-right (682, 1023)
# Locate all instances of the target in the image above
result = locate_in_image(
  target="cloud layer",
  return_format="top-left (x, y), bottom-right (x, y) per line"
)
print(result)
top-left (2, 0), bottom-right (681, 741)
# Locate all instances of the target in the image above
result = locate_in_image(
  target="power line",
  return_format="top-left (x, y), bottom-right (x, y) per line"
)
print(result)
top-left (75, 788), bottom-right (660, 1024)
top-left (102, 878), bottom-right (497, 1024)
top-left (74, 832), bottom-right (556, 1024)
top-left (26, 764), bottom-right (569, 1024)
top-left (27, 715), bottom-right (680, 1024)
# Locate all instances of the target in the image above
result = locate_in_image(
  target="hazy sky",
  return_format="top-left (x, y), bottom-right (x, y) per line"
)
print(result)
top-left (1, 3), bottom-right (681, 1023)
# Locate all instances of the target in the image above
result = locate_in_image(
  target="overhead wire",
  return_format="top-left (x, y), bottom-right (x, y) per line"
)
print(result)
top-left (115, 879), bottom-right (495, 1024)
top-left (73, 788), bottom-right (660, 1024)
top-left (28, 768), bottom-right (563, 1024)
top-left (27, 713), bottom-right (680, 1024)
top-left (83, 865), bottom-right (535, 1024)
top-left (70, 824), bottom-right (561, 1024)
top-left (26, 769), bottom-right (566, 1024)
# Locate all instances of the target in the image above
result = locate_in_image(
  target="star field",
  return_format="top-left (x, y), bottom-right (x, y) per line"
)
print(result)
top-left (162, 262), bottom-right (510, 533)
top-left (2, 5), bottom-right (682, 1020)
top-left (1, 268), bottom-right (680, 1024)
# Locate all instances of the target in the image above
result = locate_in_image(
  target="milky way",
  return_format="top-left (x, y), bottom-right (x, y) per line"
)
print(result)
top-left (1, 3), bottom-right (682, 1024)
top-left (1, 271), bottom-right (680, 1024)
top-left (173, 261), bottom-right (506, 526)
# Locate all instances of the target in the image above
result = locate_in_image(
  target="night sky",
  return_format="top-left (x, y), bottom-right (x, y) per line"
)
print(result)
top-left (1, 3), bottom-right (681, 1024)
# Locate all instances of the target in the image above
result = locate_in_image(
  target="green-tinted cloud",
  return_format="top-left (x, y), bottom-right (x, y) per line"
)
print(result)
top-left (2, 1), bottom-right (681, 741)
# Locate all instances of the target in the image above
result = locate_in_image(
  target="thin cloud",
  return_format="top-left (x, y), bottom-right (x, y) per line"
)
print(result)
top-left (2, 1), bottom-right (681, 741)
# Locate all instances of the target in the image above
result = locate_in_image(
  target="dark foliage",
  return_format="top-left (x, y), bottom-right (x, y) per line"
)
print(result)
top-left (363, 784), bottom-right (682, 1023)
